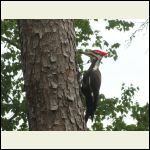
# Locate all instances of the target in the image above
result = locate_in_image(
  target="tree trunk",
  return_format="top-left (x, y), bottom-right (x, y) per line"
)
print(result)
top-left (18, 19), bottom-right (86, 130)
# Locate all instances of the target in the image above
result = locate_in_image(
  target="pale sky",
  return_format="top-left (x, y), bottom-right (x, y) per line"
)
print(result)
top-left (82, 19), bottom-right (149, 106)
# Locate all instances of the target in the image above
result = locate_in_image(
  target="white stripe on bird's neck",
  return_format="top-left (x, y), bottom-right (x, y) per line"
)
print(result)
top-left (93, 59), bottom-right (101, 70)
top-left (88, 55), bottom-right (102, 71)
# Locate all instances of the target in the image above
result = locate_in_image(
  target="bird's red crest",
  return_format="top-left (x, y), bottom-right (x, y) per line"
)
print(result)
top-left (94, 50), bottom-right (108, 56)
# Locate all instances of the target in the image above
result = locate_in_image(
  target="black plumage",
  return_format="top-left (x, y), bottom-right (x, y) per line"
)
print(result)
top-left (81, 49), bottom-right (108, 123)
top-left (81, 58), bottom-right (101, 123)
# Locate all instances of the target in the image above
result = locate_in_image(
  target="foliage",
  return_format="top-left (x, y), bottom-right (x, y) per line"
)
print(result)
top-left (1, 19), bottom-right (149, 131)
top-left (105, 19), bottom-right (134, 31)
top-left (74, 19), bottom-right (93, 46)
top-left (1, 20), bottom-right (28, 130)
top-left (92, 84), bottom-right (149, 131)
top-left (74, 19), bottom-right (126, 64)
top-left (1, 20), bottom-right (20, 49)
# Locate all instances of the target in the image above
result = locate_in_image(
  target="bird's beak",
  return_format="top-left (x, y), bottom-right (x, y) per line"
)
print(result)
top-left (81, 50), bottom-right (99, 59)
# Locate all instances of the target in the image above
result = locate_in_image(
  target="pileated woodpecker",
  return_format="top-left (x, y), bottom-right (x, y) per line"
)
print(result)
top-left (81, 49), bottom-right (108, 123)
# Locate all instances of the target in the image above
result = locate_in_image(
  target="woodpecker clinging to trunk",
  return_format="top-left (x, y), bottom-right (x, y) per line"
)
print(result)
top-left (81, 49), bottom-right (108, 123)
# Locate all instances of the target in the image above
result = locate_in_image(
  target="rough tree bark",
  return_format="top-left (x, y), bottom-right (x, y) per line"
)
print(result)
top-left (18, 19), bottom-right (86, 130)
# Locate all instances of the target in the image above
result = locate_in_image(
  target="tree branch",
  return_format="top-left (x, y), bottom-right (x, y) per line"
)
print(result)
top-left (126, 19), bottom-right (149, 47)
top-left (1, 36), bottom-right (20, 50)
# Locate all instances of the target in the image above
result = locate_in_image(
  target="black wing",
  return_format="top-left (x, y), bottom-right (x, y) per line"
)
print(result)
top-left (81, 70), bottom-right (101, 122)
